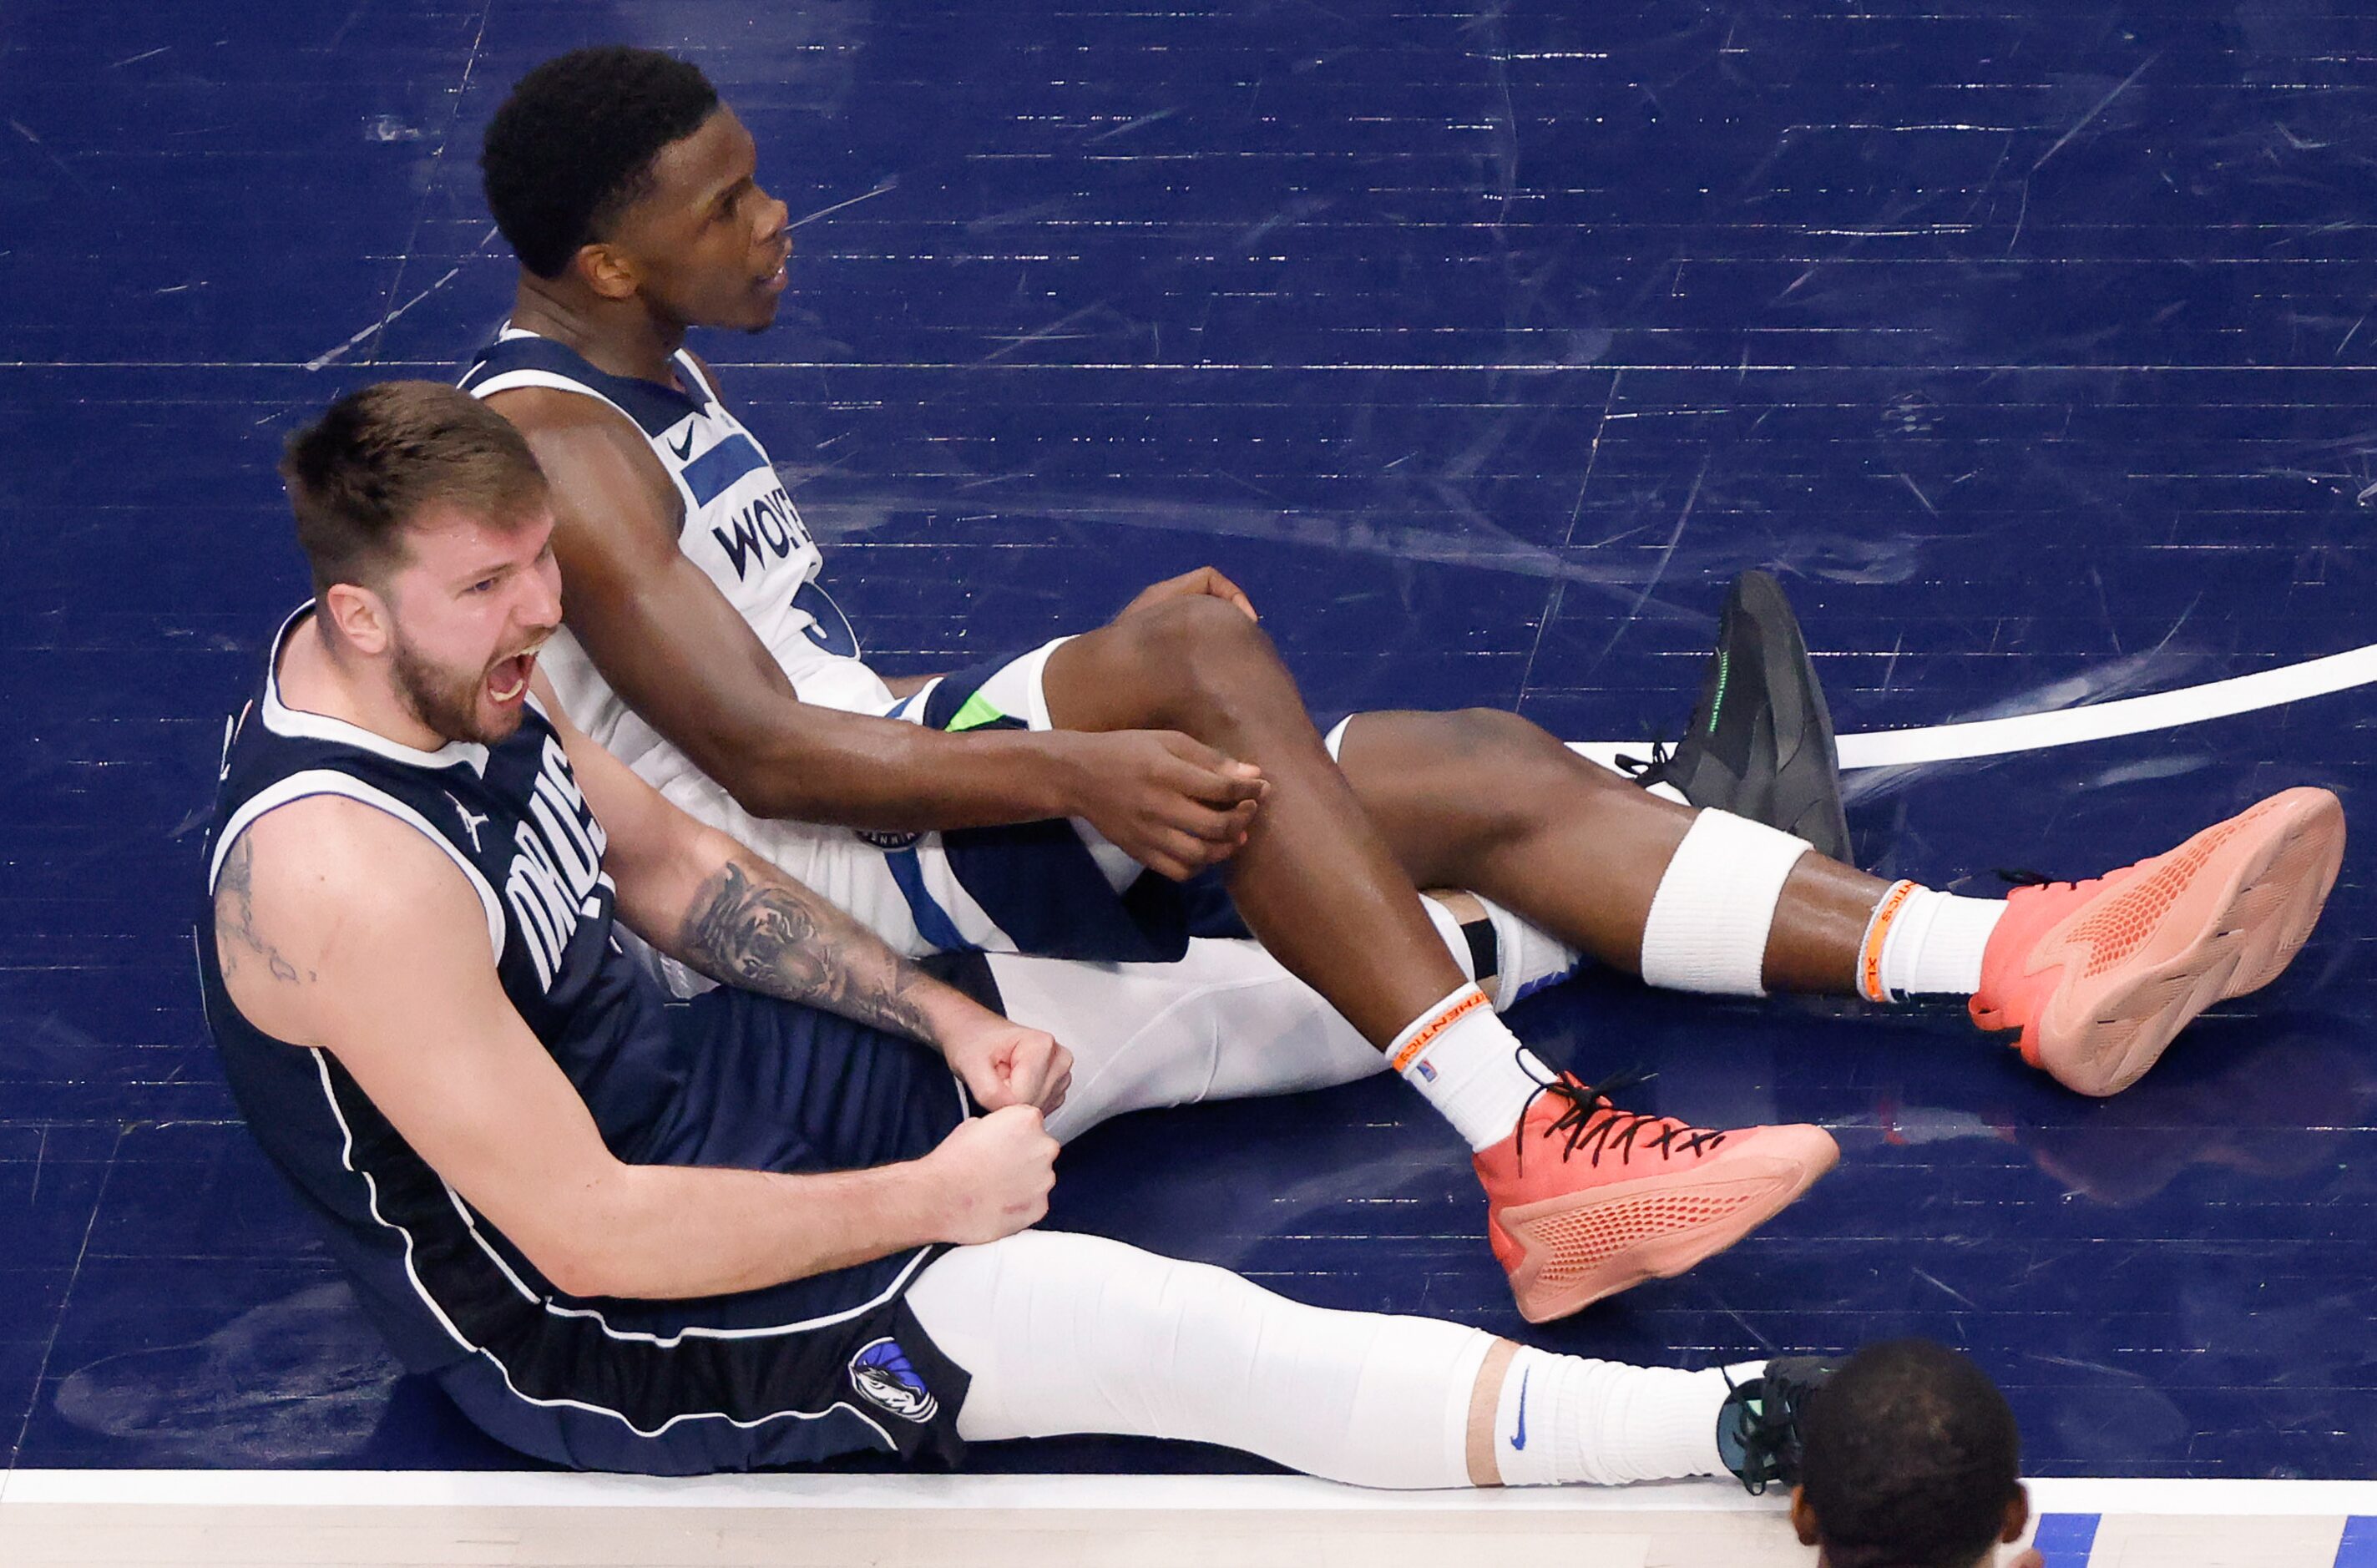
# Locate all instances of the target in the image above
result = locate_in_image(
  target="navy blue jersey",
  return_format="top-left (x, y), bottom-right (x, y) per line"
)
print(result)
top-left (195, 607), bottom-right (971, 1468)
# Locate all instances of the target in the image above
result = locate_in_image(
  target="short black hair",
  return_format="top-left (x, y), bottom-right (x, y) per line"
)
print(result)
top-left (481, 47), bottom-right (721, 278)
top-left (1800, 1340), bottom-right (2021, 1568)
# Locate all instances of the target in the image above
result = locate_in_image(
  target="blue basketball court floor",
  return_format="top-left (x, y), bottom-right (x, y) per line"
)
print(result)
top-left (3, 0), bottom-right (2373, 1533)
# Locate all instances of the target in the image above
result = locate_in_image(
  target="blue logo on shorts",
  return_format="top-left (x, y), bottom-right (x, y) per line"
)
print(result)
top-left (1414, 1059), bottom-right (1439, 1083)
top-left (850, 1338), bottom-right (939, 1423)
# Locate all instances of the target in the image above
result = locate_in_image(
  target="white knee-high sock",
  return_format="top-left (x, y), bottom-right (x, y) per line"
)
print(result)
top-left (1418, 894), bottom-right (1583, 1009)
top-left (1484, 1345), bottom-right (1736, 1487)
top-left (987, 940), bottom-right (1388, 1144)
top-left (1470, 895), bottom-right (1583, 1009)
top-left (908, 1230), bottom-right (1487, 1488)
top-left (984, 902), bottom-right (1570, 1150)
top-left (1419, 895), bottom-right (1487, 987)
top-left (906, 1232), bottom-right (1748, 1491)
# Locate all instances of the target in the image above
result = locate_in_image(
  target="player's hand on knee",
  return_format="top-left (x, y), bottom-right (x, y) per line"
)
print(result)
top-left (925, 1105), bottom-right (1058, 1243)
top-left (1069, 731), bottom-right (1266, 881)
top-left (945, 1021), bottom-right (1074, 1115)
top-left (1115, 566), bottom-right (1259, 625)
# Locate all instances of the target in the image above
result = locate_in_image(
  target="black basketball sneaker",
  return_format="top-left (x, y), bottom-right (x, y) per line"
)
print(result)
top-left (1716, 1354), bottom-right (1839, 1495)
top-left (1619, 569), bottom-right (1854, 864)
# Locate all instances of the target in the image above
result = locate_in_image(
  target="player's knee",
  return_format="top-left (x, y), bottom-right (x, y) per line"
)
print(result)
top-left (1132, 592), bottom-right (1272, 660)
top-left (1413, 708), bottom-right (1624, 852)
top-left (1121, 594), bottom-right (1285, 713)
top-left (1436, 707), bottom-right (1616, 789)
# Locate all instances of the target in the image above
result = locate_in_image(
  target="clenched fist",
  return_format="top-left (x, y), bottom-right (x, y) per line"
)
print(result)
top-left (921, 1105), bottom-right (1059, 1245)
top-left (944, 1019), bottom-right (1074, 1115)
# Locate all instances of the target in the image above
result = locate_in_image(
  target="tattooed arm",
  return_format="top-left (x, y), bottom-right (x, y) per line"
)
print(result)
top-left (673, 855), bottom-right (950, 1046)
top-left (542, 675), bottom-right (1073, 1113)
top-left (212, 797), bottom-right (1056, 1300)
top-left (215, 833), bottom-right (316, 989)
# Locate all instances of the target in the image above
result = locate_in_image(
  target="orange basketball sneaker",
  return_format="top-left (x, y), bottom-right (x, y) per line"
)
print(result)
top-left (1474, 1073), bottom-right (1838, 1323)
top-left (1970, 786), bottom-right (2344, 1097)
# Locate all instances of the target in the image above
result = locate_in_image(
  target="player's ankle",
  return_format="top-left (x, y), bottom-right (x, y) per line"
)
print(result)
top-left (1388, 986), bottom-right (1544, 1150)
top-left (1854, 883), bottom-right (2005, 1002)
top-left (1485, 1350), bottom-right (1735, 1487)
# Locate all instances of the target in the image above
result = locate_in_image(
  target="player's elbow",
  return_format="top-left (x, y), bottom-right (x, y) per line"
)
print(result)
top-left (521, 1168), bottom-right (649, 1300)
top-left (720, 766), bottom-right (809, 822)
top-left (671, 721), bottom-right (813, 822)
top-left (533, 1242), bottom-right (619, 1302)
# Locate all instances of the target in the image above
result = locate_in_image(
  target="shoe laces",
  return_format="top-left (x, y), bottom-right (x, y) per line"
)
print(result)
top-left (1614, 737), bottom-right (1676, 790)
top-left (1995, 864), bottom-right (2105, 899)
top-left (1717, 1364), bottom-right (1787, 1495)
top-left (1717, 1357), bottom-right (1834, 1495)
top-left (1514, 1059), bottom-right (1729, 1174)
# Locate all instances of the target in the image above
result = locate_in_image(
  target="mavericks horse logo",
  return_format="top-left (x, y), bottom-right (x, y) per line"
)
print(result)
top-left (849, 1338), bottom-right (938, 1423)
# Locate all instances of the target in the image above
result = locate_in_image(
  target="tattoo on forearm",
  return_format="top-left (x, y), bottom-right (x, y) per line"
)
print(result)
top-left (680, 860), bottom-right (939, 1041)
top-left (215, 835), bottom-right (315, 985)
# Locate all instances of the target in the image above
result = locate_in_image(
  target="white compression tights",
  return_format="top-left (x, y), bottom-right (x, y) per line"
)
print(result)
top-left (986, 903), bottom-right (1574, 1144)
top-left (904, 1230), bottom-right (1739, 1490)
top-left (984, 937), bottom-right (1388, 1143)
top-left (906, 1229), bottom-right (1487, 1486)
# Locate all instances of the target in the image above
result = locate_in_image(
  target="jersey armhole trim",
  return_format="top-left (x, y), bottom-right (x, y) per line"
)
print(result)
top-left (675, 349), bottom-right (726, 406)
top-left (466, 369), bottom-right (701, 518)
top-left (209, 770), bottom-right (507, 962)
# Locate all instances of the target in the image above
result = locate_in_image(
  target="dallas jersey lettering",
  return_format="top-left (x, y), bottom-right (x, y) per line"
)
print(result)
top-left (458, 327), bottom-right (893, 797)
top-left (194, 607), bottom-right (969, 1469)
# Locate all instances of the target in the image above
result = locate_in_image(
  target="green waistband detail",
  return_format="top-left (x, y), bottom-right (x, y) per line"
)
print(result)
top-left (945, 690), bottom-right (1009, 732)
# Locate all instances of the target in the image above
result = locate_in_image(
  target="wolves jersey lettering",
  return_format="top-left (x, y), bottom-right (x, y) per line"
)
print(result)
top-left (458, 328), bottom-right (893, 792)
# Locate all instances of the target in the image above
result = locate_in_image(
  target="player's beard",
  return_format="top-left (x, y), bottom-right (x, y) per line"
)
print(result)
top-left (390, 631), bottom-right (518, 747)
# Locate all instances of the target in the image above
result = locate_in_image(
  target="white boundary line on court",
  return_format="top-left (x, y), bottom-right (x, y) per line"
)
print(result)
top-left (4, 1469), bottom-right (2375, 1516)
top-left (8, 641), bottom-right (2372, 1521)
top-left (1568, 635), bottom-right (2377, 774)
top-left (1828, 637), bottom-right (2377, 769)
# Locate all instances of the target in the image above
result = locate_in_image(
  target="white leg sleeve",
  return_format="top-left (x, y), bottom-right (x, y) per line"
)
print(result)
top-left (1637, 809), bottom-right (1810, 996)
top-left (906, 1230), bottom-right (1489, 1489)
top-left (987, 938), bottom-right (1388, 1143)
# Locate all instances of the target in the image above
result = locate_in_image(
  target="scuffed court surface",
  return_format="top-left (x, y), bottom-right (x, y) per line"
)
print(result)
top-left (2, 0), bottom-right (2370, 1509)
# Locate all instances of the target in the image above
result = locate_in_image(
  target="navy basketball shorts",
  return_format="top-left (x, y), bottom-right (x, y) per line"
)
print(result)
top-left (638, 639), bottom-right (1364, 972)
top-left (876, 636), bottom-right (1272, 961)
top-left (432, 986), bottom-right (974, 1475)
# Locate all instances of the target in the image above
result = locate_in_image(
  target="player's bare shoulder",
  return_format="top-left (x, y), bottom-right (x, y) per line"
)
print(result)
top-left (213, 796), bottom-right (496, 1046)
top-left (482, 383), bottom-right (682, 541)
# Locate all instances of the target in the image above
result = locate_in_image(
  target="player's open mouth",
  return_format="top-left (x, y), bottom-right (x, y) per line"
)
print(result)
top-left (487, 650), bottom-right (538, 703)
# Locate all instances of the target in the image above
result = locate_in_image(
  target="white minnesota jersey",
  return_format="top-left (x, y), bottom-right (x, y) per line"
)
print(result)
top-left (459, 326), bottom-right (893, 792)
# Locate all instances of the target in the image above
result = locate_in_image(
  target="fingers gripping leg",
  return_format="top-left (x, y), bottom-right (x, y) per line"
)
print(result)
top-left (986, 940), bottom-right (1389, 1143)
